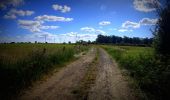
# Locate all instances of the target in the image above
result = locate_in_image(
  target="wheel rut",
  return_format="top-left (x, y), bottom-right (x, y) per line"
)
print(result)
top-left (19, 48), bottom-right (137, 100)
top-left (19, 48), bottom-right (96, 100)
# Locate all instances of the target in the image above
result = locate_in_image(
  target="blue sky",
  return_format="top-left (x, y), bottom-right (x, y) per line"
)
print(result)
top-left (0, 0), bottom-right (163, 43)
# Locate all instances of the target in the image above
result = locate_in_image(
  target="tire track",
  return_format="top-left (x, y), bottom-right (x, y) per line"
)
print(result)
top-left (88, 48), bottom-right (137, 100)
top-left (19, 47), bottom-right (137, 100)
top-left (19, 48), bottom-right (96, 100)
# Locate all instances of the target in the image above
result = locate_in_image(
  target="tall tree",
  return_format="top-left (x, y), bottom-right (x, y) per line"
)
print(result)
top-left (153, 1), bottom-right (170, 58)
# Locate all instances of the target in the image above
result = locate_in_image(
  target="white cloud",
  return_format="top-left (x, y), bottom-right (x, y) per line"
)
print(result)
top-left (4, 9), bottom-right (34, 19)
top-left (118, 29), bottom-right (128, 32)
top-left (108, 28), bottom-right (117, 31)
top-left (40, 26), bottom-right (59, 30)
top-left (80, 27), bottom-right (95, 32)
top-left (81, 27), bottom-right (106, 35)
top-left (52, 4), bottom-right (71, 13)
top-left (17, 19), bottom-right (59, 43)
top-left (0, 0), bottom-right (24, 9)
top-left (99, 21), bottom-right (111, 26)
top-left (35, 15), bottom-right (73, 22)
top-left (19, 31), bottom-right (59, 43)
top-left (118, 29), bottom-right (133, 33)
top-left (78, 34), bottom-right (97, 41)
top-left (18, 20), bottom-right (59, 33)
top-left (62, 32), bottom-right (97, 43)
top-left (17, 13), bottom-right (75, 43)
top-left (120, 18), bottom-right (157, 32)
top-left (30, 32), bottom-right (56, 38)
top-left (16, 21), bottom-right (60, 43)
top-left (140, 18), bottom-right (158, 25)
top-left (122, 21), bottom-right (140, 29)
top-left (4, 14), bottom-right (16, 19)
top-left (95, 29), bottom-right (106, 35)
top-left (18, 20), bottom-right (42, 32)
top-left (133, 0), bottom-right (160, 12)
top-left (0, 0), bottom-right (24, 8)
top-left (0, 31), bottom-right (81, 43)
top-left (65, 32), bottom-right (77, 37)
top-left (1, 31), bottom-right (97, 43)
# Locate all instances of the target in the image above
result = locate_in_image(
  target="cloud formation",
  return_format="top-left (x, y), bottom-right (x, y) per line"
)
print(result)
top-left (17, 13), bottom-right (74, 42)
top-left (40, 26), bottom-right (59, 30)
top-left (52, 4), bottom-right (71, 13)
top-left (18, 20), bottom-right (42, 32)
top-left (133, 0), bottom-right (160, 12)
top-left (18, 20), bottom-right (59, 33)
top-left (35, 15), bottom-right (73, 22)
top-left (81, 27), bottom-right (106, 35)
top-left (0, 0), bottom-right (24, 9)
top-left (62, 32), bottom-right (97, 43)
top-left (65, 32), bottom-right (77, 37)
top-left (80, 27), bottom-right (95, 32)
top-left (122, 21), bottom-right (140, 29)
top-left (121, 18), bottom-right (157, 30)
top-left (118, 29), bottom-right (133, 33)
top-left (4, 9), bottom-right (34, 19)
top-left (140, 18), bottom-right (158, 25)
top-left (95, 29), bottom-right (106, 35)
top-left (17, 19), bottom-right (60, 42)
top-left (99, 21), bottom-right (111, 26)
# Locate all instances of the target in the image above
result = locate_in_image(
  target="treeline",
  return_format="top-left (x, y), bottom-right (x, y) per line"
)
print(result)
top-left (96, 34), bottom-right (153, 46)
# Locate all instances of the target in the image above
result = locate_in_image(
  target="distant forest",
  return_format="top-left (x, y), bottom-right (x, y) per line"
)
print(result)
top-left (95, 34), bottom-right (153, 46)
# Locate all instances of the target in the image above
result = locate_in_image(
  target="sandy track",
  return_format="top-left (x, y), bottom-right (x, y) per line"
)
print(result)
top-left (19, 48), bottom-right (96, 100)
top-left (19, 48), bottom-right (137, 100)
top-left (88, 48), bottom-right (137, 100)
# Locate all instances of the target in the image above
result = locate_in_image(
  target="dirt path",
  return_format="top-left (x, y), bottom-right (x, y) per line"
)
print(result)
top-left (19, 48), bottom-right (137, 100)
top-left (88, 48), bottom-right (137, 100)
top-left (19, 48), bottom-right (96, 100)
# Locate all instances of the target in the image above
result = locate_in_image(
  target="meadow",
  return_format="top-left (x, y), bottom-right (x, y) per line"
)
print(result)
top-left (0, 43), bottom-right (89, 99)
top-left (0, 44), bottom-right (169, 100)
top-left (102, 45), bottom-right (169, 100)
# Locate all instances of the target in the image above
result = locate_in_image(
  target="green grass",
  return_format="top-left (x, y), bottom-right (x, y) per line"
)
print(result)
top-left (102, 45), bottom-right (170, 100)
top-left (0, 43), bottom-right (89, 100)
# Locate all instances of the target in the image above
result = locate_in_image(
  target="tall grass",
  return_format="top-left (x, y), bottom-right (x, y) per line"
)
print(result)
top-left (0, 44), bottom-right (89, 99)
top-left (102, 45), bottom-right (169, 100)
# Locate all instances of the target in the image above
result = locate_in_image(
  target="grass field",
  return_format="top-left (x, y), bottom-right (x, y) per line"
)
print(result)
top-left (0, 43), bottom-right (89, 99)
top-left (0, 44), bottom-right (169, 100)
top-left (102, 45), bottom-right (169, 100)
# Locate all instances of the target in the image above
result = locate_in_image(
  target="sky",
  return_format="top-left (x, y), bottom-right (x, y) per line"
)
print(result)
top-left (0, 0), bottom-right (164, 43)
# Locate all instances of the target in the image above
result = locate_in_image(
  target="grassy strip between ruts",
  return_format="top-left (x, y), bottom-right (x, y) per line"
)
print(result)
top-left (0, 44), bottom-right (89, 100)
top-left (72, 48), bottom-right (98, 100)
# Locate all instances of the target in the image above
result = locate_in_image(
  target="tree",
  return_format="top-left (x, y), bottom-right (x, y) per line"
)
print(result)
top-left (68, 41), bottom-right (71, 44)
top-left (153, 1), bottom-right (170, 58)
top-left (152, 1), bottom-right (170, 99)
top-left (95, 34), bottom-right (152, 45)
top-left (87, 40), bottom-right (91, 44)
